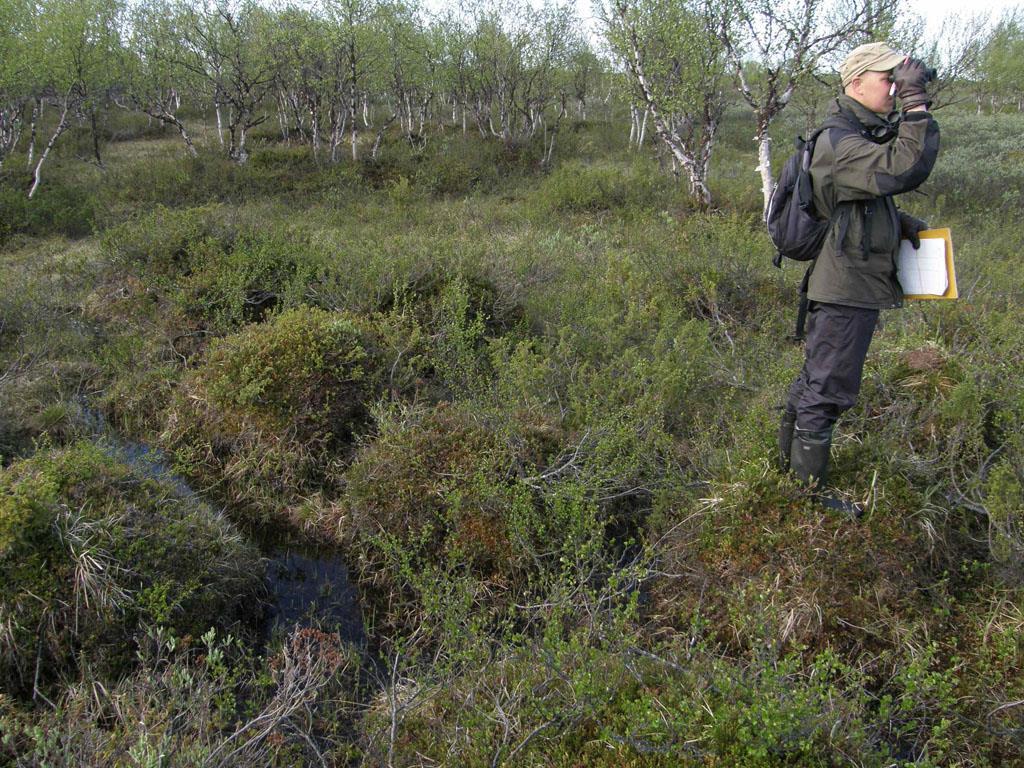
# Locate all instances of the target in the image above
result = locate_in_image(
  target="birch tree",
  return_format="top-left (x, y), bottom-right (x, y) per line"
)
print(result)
top-left (0, 0), bottom-right (31, 169)
top-left (377, 0), bottom-right (440, 152)
top-left (913, 11), bottom-right (991, 111)
top-left (269, 6), bottom-right (335, 157)
top-left (323, 0), bottom-right (385, 162)
top-left (26, 0), bottom-right (122, 197)
top-left (457, 0), bottom-right (582, 149)
top-left (174, 0), bottom-right (278, 163)
top-left (599, 0), bottom-right (728, 206)
top-left (118, 0), bottom-right (199, 157)
top-left (979, 10), bottom-right (1024, 112)
top-left (717, 0), bottom-right (894, 214)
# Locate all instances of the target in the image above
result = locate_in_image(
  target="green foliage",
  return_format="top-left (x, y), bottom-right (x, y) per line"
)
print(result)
top-left (337, 399), bottom-right (562, 634)
top-left (0, 625), bottom-right (360, 766)
top-left (5, 98), bottom-right (1024, 766)
top-left (533, 159), bottom-right (671, 213)
top-left (0, 442), bottom-right (261, 696)
top-left (0, 176), bottom-right (97, 244)
top-left (978, 10), bottom-right (1024, 111)
top-left (924, 112), bottom-right (1024, 218)
top-left (984, 459), bottom-right (1023, 564)
top-left (162, 306), bottom-right (385, 522)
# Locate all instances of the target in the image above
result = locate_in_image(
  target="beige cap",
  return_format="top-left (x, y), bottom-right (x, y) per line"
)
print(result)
top-left (840, 42), bottom-right (905, 87)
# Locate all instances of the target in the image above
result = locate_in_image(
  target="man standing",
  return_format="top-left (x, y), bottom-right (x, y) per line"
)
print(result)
top-left (779, 42), bottom-right (940, 512)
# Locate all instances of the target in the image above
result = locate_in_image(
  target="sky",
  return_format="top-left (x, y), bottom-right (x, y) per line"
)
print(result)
top-left (906, 0), bottom-right (1021, 32)
top-left (570, 0), bottom-right (1022, 38)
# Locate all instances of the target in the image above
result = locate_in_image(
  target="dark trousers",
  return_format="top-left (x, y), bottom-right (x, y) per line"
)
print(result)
top-left (786, 301), bottom-right (879, 432)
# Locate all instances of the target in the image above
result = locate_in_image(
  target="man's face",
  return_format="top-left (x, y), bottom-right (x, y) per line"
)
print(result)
top-left (850, 69), bottom-right (895, 114)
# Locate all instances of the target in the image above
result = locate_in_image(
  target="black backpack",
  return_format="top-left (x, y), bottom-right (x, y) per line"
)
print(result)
top-left (766, 109), bottom-right (872, 340)
top-left (766, 114), bottom-right (858, 269)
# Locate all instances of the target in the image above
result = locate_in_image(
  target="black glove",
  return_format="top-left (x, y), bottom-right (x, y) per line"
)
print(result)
top-left (893, 57), bottom-right (936, 111)
top-left (899, 212), bottom-right (929, 249)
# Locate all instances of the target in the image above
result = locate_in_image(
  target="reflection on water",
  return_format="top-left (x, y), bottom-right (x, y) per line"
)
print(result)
top-left (261, 544), bottom-right (365, 647)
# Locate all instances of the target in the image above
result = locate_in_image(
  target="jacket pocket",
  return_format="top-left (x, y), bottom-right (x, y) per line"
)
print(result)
top-left (828, 203), bottom-right (856, 255)
top-left (866, 198), bottom-right (898, 254)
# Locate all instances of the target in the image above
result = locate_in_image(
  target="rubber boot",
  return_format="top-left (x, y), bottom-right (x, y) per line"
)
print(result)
top-left (790, 427), bottom-right (831, 487)
top-left (777, 407), bottom-right (797, 473)
top-left (790, 427), bottom-right (863, 519)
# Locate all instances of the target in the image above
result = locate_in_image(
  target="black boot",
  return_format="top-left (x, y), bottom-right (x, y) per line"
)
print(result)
top-left (778, 407), bottom-right (797, 473)
top-left (790, 426), bottom-right (831, 487)
top-left (790, 427), bottom-right (863, 519)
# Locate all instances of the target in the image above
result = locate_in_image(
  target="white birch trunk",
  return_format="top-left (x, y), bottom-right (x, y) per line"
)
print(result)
top-left (26, 98), bottom-right (39, 169)
top-left (29, 96), bottom-right (72, 199)
top-left (277, 98), bottom-right (288, 143)
top-left (311, 109), bottom-right (320, 162)
top-left (215, 102), bottom-right (225, 148)
top-left (756, 132), bottom-right (774, 215)
top-left (237, 124), bottom-right (248, 163)
top-left (176, 120), bottom-right (198, 157)
top-left (623, 36), bottom-right (712, 205)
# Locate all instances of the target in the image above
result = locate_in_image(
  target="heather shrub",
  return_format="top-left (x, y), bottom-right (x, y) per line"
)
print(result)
top-left (0, 176), bottom-right (97, 245)
top-left (161, 307), bottom-right (385, 522)
top-left (100, 203), bottom-right (233, 276)
top-left (925, 112), bottom-right (1024, 217)
top-left (534, 159), bottom-right (670, 213)
top-left (333, 401), bottom-right (534, 632)
top-left (0, 442), bottom-right (262, 697)
top-left (0, 625), bottom-right (361, 767)
top-left (646, 463), bottom-right (932, 656)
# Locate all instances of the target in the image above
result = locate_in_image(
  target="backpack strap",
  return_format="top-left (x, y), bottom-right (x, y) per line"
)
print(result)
top-left (793, 269), bottom-right (812, 342)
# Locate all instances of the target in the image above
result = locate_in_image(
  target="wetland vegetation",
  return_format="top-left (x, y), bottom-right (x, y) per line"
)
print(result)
top-left (2, 0), bottom-right (1024, 764)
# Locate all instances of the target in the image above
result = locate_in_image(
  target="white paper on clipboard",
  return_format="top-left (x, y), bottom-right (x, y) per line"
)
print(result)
top-left (897, 237), bottom-right (948, 296)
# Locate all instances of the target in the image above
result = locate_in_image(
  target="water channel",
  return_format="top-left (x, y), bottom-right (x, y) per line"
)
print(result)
top-left (80, 404), bottom-right (366, 650)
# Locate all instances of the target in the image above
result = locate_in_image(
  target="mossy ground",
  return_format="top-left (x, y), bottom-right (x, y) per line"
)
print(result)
top-left (1, 106), bottom-right (1023, 765)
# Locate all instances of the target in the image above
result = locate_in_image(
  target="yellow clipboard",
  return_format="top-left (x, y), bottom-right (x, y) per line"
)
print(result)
top-left (900, 227), bottom-right (957, 301)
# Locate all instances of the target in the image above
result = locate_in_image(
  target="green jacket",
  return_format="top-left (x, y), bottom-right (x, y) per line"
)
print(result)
top-left (807, 95), bottom-right (940, 309)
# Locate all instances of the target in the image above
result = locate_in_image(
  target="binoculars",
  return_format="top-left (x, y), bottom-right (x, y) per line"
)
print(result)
top-left (888, 59), bottom-right (937, 96)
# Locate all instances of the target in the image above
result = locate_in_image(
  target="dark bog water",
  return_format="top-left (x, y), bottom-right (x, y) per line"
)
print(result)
top-left (256, 535), bottom-right (365, 647)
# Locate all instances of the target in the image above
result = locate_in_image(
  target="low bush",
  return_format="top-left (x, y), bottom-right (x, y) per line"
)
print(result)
top-left (100, 203), bottom-right (233, 276)
top-left (925, 112), bottom-right (1024, 219)
top-left (0, 625), bottom-right (361, 766)
top-left (648, 459), bottom-right (929, 649)
top-left (0, 176), bottom-right (97, 245)
top-left (161, 307), bottom-right (385, 523)
top-left (335, 402), bottom-right (526, 619)
top-left (0, 441), bottom-right (262, 697)
top-left (533, 159), bottom-right (671, 213)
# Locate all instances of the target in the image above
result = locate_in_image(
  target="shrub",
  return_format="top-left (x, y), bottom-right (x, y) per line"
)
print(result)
top-left (161, 307), bottom-right (385, 523)
top-left (648, 464), bottom-right (932, 657)
top-left (534, 159), bottom-right (670, 213)
top-left (102, 207), bottom-right (328, 340)
top-left (100, 203), bottom-right (232, 276)
top-left (924, 113), bottom-right (1024, 218)
top-left (174, 229), bottom-right (322, 333)
top-left (0, 441), bottom-right (262, 697)
top-left (0, 177), bottom-right (97, 245)
top-left (0, 625), bottom-right (361, 766)
top-left (333, 401), bottom-right (526, 630)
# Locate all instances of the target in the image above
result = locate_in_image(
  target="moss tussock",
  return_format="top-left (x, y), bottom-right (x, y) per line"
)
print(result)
top-left (0, 442), bottom-right (262, 697)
